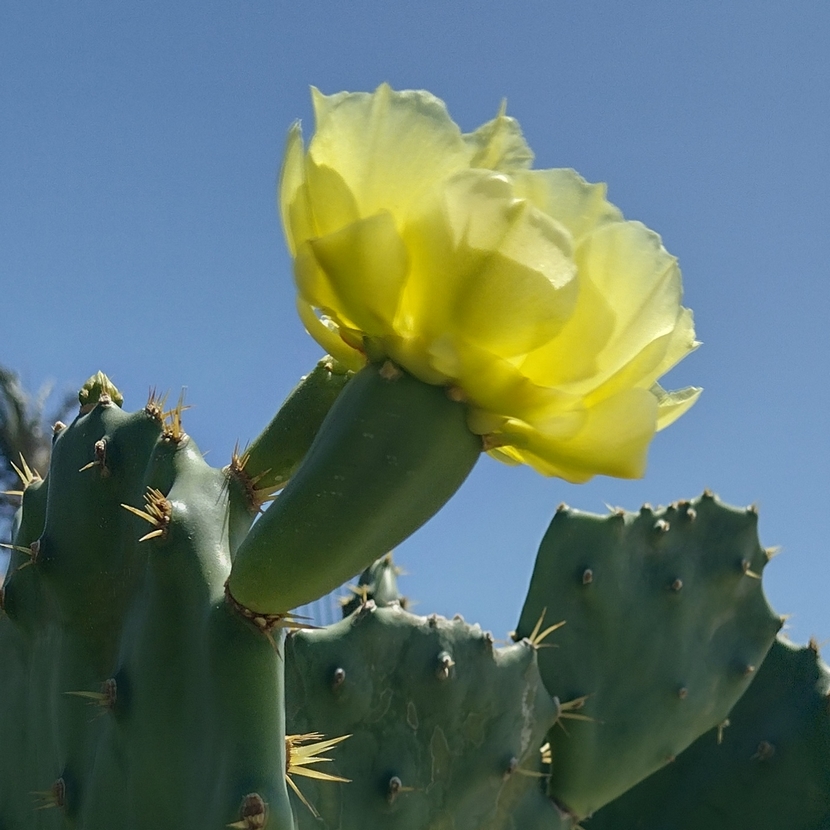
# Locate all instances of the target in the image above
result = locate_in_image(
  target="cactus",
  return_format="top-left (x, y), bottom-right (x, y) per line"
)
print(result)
top-left (2, 82), bottom-right (828, 830)
top-left (0, 364), bottom-right (827, 830)
top-left (586, 637), bottom-right (830, 829)
top-left (514, 495), bottom-right (784, 821)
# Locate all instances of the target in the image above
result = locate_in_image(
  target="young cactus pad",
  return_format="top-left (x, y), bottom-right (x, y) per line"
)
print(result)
top-left (284, 602), bottom-right (565, 830)
top-left (514, 494), bottom-right (783, 820)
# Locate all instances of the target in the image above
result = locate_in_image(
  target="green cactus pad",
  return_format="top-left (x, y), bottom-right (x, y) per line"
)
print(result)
top-left (285, 603), bottom-right (562, 830)
top-left (586, 637), bottom-right (830, 830)
top-left (515, 493), bottom-right (783, 820)
top-left (228, 361), bottom-right (481, 615)
top-left (0, 377), bottom-right (305, 829)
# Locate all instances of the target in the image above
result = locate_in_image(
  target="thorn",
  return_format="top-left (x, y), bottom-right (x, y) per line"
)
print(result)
top-left (10, 454), bottom-right (42, 490)
top-left (717, 719), bottom-right (730, 744)
top-left (435, 651), bottom-right (455, 680)
top-left (285, 732), bottom-right (351, 816)
top-left (654, 519), bottom-right (670, 533)
top-left (52, 421), bottom-right (67, 435)
top-left (446, 385), bottom-right (466, 403)
top-left (32, 778), bottom-right (66, 811)
top-left (503, 756), bottom-right (519, 780)
top-left (685, 507), bottom-right (697, 521)
top-left (555, 502), bottom-right (569, 514)
top-left (677, 687), bottom-right (688, 699)
top-left (526, 608), bottom-right (566, 648)
top-left (121, 488), bottom-right (172, 542)
top-left (331, 667), bottom-right (346, 689)
top-left (227, 793), bottom-right (268, 829)
top-left (386, 775), bottom-right (415, 804)
top-left (751, 740), bottom-right (775, 762)
top-left (79, 439), bottom-right (109, 477)
top-left (670, 578), bottom-right (683, 592)
top-left (582, 568), bottom-right (593, 585)
top-left (765, 546), bottom-right (782, 561)
top-left (378, 361), bottom-right (402, 381)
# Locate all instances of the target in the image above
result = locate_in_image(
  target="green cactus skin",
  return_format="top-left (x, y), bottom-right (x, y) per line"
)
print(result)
top-left (0, 375), bottom-right (308, 830)
top-left (225, 357), bottom-right (353, 554)
top-left (284, 603), bottom-right (563, 830)
top-left (586, 637), bottom-right (830, 830)
top-left (514, 494), bottom-right (783, 821)
top-left (227, 361), bottom-right (481, 615)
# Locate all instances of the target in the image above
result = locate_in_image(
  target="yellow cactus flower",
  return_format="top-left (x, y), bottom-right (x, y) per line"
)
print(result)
top-left (279, 84), bottom-right (700, 482)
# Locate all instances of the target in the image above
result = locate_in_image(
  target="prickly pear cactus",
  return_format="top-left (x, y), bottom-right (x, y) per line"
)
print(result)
top-left (515, 495), bottom-right (784, 821)
top-left (0, 364), bottom-right (826, 830)
top-left (284, 603), bottom-right (563, 830)
top-left (586, 637), bottom-right (830, 829)
top-left (0, 359), bottom-right (482, 830)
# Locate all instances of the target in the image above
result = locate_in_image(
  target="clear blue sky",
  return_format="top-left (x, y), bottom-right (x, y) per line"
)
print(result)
top-left (2, 1), bottom-right (829, 643)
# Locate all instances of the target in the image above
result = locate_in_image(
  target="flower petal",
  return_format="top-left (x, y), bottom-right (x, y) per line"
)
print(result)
top-left (402, 171), bottom-right (578, 359)
top-left (500, 387), bottom-right (659, 482)
top-left (463, 102), bottom-right (535, 173)
top-left (653, 383), bottom-right (702, 430)
top-left (301, 212), bottom-right (409, 337)
top-left (513, 168), bottom-right (623, 243)
top-left (522, 220), bottom-right (683, 394)
top-left (308, 84), bottom-right (471, 222)
top-left (279, 123), bottom-right (313, 256)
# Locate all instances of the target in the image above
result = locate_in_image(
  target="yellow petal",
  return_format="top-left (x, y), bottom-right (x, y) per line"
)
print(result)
top-left (278, 122), bottom-right (309, 256)
top-left (426, 334), bottom-right (582, 425)
top-left (522, 220), bottom-right (682, 393)
top-left (295, 300), bottom-right (366, 370)
top-left (303, 212), bottom-right (409, 337)
top-left (501, 387), bottom-right (659, 482)
top-left (402, 171), bottom-right (578, 358)
top-left (653, 383), bottom-right (702, 430)
top-left (463, 101), bottom-right (535, 172)
top-left (513, 168), bottom-right (623, 244)
top-left (308, 84), bottom-right (471, 222)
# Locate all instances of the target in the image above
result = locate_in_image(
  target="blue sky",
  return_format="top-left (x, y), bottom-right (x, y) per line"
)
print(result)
top-left (2, 1), bottom-right (829, 643)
